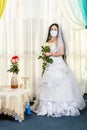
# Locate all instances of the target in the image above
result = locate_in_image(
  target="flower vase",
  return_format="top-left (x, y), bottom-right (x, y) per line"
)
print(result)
top-left (11, 73), bottom-right (18, 89)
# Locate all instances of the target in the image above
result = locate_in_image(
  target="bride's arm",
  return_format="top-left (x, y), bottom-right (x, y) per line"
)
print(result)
top-left (44, 47), bottom-right (64, 57)
top-left (50, 51), bottom-right (64, 57)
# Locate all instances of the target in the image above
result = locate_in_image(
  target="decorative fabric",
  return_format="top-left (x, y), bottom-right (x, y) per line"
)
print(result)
top-left (0, 87), bottom-right (31, 122)
top-left (0, 0), bottom-right (6, 18)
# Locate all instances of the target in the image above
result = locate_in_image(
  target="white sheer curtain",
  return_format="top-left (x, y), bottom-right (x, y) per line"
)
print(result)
top-left (0, 0), bottom-right (87, 96)
top-left (56, 0), bottom-right (85, 30)
top-left (56, 0), bottom-right (87, 93)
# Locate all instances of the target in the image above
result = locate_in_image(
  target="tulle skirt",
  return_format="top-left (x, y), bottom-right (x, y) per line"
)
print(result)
top-left (37, 56), bottom-right (86, 117)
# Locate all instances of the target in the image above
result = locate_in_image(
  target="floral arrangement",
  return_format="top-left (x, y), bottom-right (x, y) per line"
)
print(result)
top-left (7, 55), bottom-right (20, 74)
top-left (38, 43), bottom-right (53, 76)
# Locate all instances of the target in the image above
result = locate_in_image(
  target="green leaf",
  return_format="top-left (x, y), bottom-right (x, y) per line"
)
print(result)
top-left (38, 56), bottom-right (43, 59)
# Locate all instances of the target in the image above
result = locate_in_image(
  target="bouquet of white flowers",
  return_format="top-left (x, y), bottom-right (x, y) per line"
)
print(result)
top-left (38, 43), bottom-right (53, 76)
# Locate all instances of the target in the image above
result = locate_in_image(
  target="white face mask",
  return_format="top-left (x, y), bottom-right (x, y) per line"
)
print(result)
top-left (50, 30), bottom-right (57, 37)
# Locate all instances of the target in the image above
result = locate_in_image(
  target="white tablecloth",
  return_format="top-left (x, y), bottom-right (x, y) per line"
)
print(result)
top-left (0, 87), bottom-right (31, 122)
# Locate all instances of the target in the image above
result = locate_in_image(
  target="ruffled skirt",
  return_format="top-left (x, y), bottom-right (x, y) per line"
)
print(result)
top-left (37, 57), bottom-right (86, 117)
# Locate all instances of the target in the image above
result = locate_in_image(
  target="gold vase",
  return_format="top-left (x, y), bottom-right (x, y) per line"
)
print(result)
top-left (11, 73), bottom-right (18, 89)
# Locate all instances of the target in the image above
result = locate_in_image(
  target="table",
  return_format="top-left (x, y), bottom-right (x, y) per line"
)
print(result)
top-left (0, 87), bottom-right (31, 122)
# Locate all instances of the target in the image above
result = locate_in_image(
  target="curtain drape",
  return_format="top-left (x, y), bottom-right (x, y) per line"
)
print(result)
top-left (69, 0), bottom-right (87, 29)
top-left (56, 0), bottom-right (87, 93)
top-left (0, 0), bottom-right (87, 96)
top-left (0, 0), bottom-right (6, 18)
top-left (77, 0), bottom-right (87, 28)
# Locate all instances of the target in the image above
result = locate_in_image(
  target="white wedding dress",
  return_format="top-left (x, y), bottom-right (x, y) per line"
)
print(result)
top-left (37, 43), bottom-right (86, 117)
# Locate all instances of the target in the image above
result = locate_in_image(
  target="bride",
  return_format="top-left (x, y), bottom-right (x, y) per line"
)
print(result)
top-left (32, 23), bottom-right (86, 117)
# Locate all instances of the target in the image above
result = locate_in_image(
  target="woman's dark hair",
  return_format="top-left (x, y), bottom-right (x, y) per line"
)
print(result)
top-left (46, 23), bottom-right (59, 42)
top-left (46, 23), bottom-right (67, 62)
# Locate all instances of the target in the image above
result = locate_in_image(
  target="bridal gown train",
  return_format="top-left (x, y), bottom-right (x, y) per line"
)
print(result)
top-left (37, 43), bottom-right (86, 117)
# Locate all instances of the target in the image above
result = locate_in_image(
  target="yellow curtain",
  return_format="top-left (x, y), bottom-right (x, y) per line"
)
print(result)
top-left (0, 0), bottom-right (6, 18)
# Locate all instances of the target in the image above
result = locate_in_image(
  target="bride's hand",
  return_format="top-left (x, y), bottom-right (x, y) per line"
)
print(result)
top-left (44, 52), bottom-right (51, 56)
